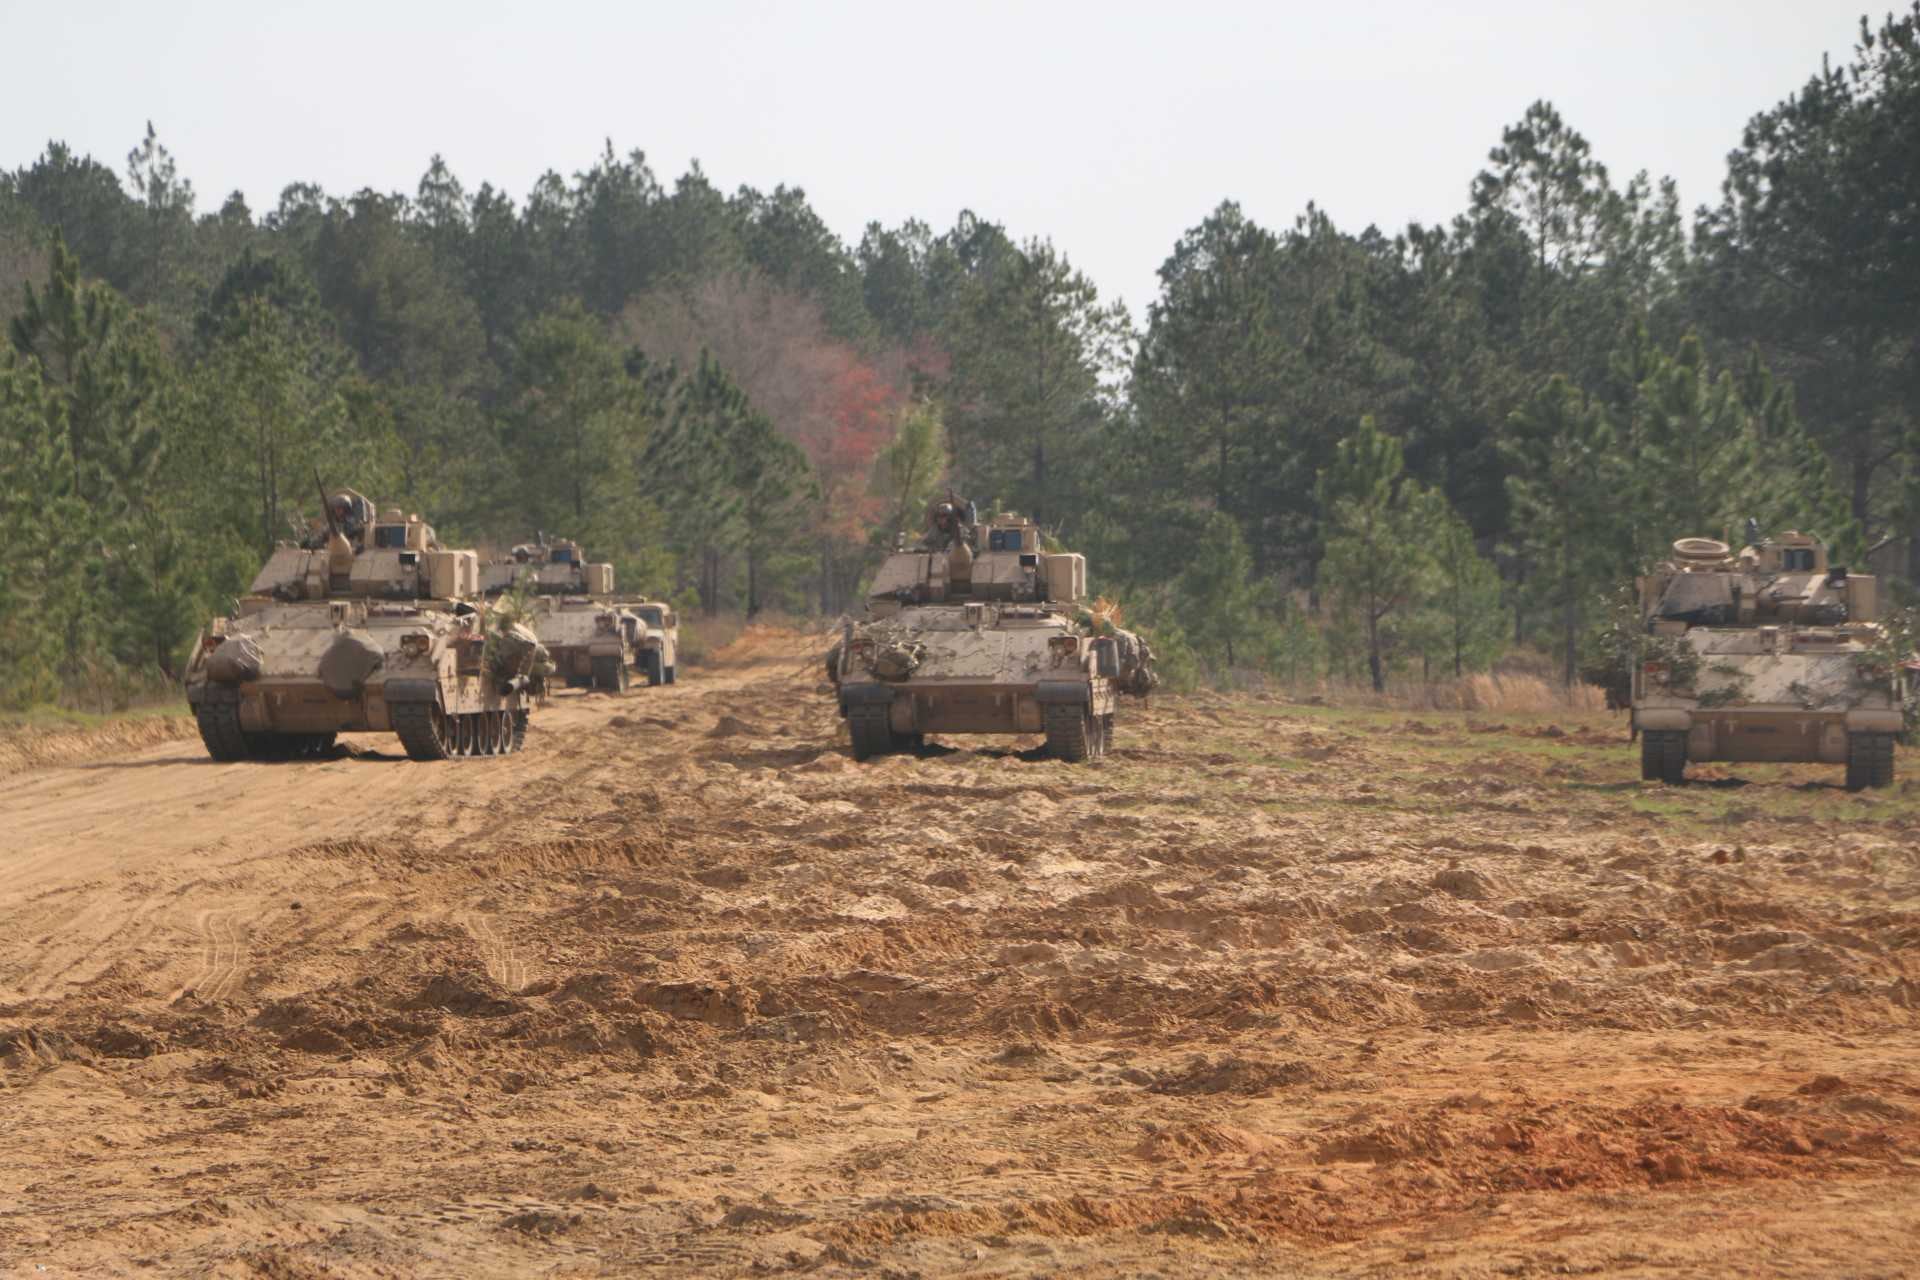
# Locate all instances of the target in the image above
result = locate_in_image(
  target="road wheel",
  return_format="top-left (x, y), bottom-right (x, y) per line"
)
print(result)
top-left (665, 664), bottom-right (677, 685)
top-left (1044, 703), bottom-right (1092, 763)
top-left (393, 702), bottom-right (454, 761)
top-left (849, 705), bottom-right (893, 761)
top-left (1846, 732), bottom-right (1895, 791)
top-left (1640, 730), bottom-right (1686, 784)
top-left (639, 651), bottom-right (663, 686)
top-left (195, 700), bottom-right (255, 762)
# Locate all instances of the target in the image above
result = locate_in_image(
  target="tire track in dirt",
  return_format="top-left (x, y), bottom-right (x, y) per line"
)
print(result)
top-left (176, 908), bottom-right (251, 1004)
top-left (463, 912), bottom-right (529, 993)
top-left (3, 625), bottom-right (1915, 1277)
top-left (11, 890), bottom-right (170, 1000)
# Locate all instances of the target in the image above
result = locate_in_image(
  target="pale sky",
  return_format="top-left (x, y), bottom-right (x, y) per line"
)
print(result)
top-left (2, 0), bottom-right (1871, 318)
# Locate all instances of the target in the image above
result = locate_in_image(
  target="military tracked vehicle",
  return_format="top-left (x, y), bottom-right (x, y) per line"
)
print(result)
top-left (184, 487), bottom-right (547, 762)
top-left (481, 537), bottom-right (665, 692)
top-left (828, 498), bottom-right (1155, 762)
top-left (1630, 529), bottom-right (1904, 789)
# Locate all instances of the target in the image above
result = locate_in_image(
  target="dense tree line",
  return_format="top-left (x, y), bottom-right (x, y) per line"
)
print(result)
top-left (2, 8), bottom-right (1915, 706)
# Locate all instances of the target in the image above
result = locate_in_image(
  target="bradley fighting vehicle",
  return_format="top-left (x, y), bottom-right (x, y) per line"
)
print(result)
top-left (1631, 528), bottom-right (1904, 789)
top-left (184, 487), bottom-right (547, 761)
top-left (828, 497), bottom-right (1156, 762)
top-left (480, 538), bottom-right (675, 691)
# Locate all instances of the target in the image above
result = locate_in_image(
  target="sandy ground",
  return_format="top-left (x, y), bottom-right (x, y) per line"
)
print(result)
top-left (2, 627), bottom-right (1917, 1278)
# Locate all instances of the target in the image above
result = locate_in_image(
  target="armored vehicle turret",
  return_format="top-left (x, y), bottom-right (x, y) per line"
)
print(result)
top-left (1630, 529), bottom-right (1904, 789)
top-left (828, 498), bottom-right (1156, 762)
top-left (480, 536), bottom-right (616, 598)
top-left (183, 487), bottom-right (547, 762)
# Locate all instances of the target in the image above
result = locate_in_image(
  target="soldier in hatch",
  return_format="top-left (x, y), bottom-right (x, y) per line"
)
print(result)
top-left (924, 493), bottom-right (978, 551)
top-left (299, 490), bottom-right (373, 550)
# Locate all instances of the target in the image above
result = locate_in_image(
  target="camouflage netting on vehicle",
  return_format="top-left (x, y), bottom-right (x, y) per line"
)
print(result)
top-left (205, 634), bottom-right (263, 685)
top-left (318, 630), bottom-right (384, 698)
top-left (1107, 628), bottom-right (1158, 696)
top-left (487, 622), bottom-right (548, 682)
top-left (870, 638), bottom-right (926, 681)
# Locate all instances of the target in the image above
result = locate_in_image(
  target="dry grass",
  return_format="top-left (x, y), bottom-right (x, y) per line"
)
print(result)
top-left (1250, 671), bottom-right (1607, 713)
top-left (0, 712), bottom-right (196, 776)
top-left (678, 611), bottom-right (829, 667)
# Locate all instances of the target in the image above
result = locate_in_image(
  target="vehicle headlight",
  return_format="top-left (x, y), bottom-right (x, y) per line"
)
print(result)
top-left (400, 632), bottom-right (432, 658)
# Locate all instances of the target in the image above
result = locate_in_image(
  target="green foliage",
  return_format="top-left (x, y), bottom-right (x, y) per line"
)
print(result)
top-left (870, 400), bottom-right (948, 550)
top-left (1120, 594), bottom-right (1202, 694)
top-left (1173, 513), bottom-right (1273, 670)
top-left (1504, 375), bottom-right (1624, 684)
top-left (939, 234), bottom-right (1129, 529)
top-left (1616, 329), bottom-right (1859, 564)
top-left (1695, 4), bottom-right (1920, 544)
top-left (1264, 603), bottom-right (1327, 686)
top-left (1417, 497), bottom-right (1507, 679)
top-left (1318, 417), bottom-right (1437, 691)
top-left (3, 42), bottom-right (1918, 710)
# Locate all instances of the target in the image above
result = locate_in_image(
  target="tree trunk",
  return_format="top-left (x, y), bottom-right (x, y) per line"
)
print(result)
top-left (1562, 589), bottom-right (1578, 687)
top-left (1851, 433), bottom-right (1872, 526)
top-left (1511, 563), bottom-right (1525, 646)
top-left (1217, 430), bottom-right (1229, 512)
top-left (746, 545), bottom-right (761, 618)
top-left (1032, 437), bottom-right (1046, 526)
top-left (1368, 610), bottom-right (1385, 693)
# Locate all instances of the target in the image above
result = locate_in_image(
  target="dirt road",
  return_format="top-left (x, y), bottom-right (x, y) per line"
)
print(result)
top-left (3, 628), bottom-right (1917, 1276)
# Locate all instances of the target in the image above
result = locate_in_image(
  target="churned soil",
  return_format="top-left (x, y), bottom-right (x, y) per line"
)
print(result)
top-left (2, 629), bottom-right (1916, 1276)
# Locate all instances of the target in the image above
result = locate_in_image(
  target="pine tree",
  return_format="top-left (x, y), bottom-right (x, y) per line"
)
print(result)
top-left (1504, 376), bottom-right (1623, 685)
top-left (1318, 416), bottom-right (1434, 691)
top-left (1176, 513), bottom-right (1270, 671)
top-left (1420, 494), bottom-right (1506, 678)
top-left (870, 400), bottom-right (948, 551)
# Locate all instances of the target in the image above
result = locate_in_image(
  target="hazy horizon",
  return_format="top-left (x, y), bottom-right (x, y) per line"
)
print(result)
top-left (5, 0), bottom-right (1873, 316)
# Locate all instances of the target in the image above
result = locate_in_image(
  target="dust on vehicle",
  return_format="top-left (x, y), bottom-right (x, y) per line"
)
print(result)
top-left (482, 537), bottom-right (670, 692)
top-left (184, 484), bottom-right (546, 761)
top-left (828, 496), bottom-right (1156, 762)
top-left (1630, 527), bottom-right (1904, 789)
